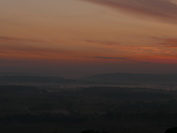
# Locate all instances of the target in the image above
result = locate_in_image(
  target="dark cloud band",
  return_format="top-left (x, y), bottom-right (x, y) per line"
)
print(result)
top-left (85, 0), bottom-right (177, 21)
top-left (95, 56), bottom-right (129, 60)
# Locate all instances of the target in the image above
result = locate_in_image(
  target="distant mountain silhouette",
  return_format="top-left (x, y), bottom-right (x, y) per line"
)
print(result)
top-left (82, 73), bottom-right (177, 84)
top-left (2, 73), bottom-right (177, 85)
top-left (0, 76), bottom-right (75, 84)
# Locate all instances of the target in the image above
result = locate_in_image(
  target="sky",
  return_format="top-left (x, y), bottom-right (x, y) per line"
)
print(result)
top-left (1, 0), bottom-right (177, 77)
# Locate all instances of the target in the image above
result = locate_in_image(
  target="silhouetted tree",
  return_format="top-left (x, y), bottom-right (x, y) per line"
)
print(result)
top-left (165, 127), bottom-right (177, 133)
top-left (81, 129), bottom-right (109, 133)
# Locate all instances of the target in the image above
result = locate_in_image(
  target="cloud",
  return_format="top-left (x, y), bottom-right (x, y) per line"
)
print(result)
top-left (0, 36), bottom-right (50, 50)
top-left (151, 37), bottom-right (177, 48)
top-left (85, 40), bottom-right (120, 45)
top-left (95, 56), bottom-right (129, 60)
top-left (139, 62), bottom-right (154, 64)
top-left (84, 0), bottom-right (177, 21)
top-left (0, 36), bottom-right (98, 61)
top-left (0, 36), bottom-right (79, 60)
top-left (0, 36), bottom-right (43, 43)
top-left (0, 59), bottom-right (37, 64)
top-left (159, 38), bottom-right (177, 48)
top-left (0, 36), bottom-right (65, 55)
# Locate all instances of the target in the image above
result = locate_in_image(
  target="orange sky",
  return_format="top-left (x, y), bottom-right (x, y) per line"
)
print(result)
top-left (1, 0), bottom-right (177, 77)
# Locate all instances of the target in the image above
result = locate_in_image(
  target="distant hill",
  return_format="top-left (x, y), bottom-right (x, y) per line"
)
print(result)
top-left (2, 73), bottom-right (177, 85)
top-left (0, 76), bottom-right (75, 84)
top-left (82, 73), bottom-right (177, 84)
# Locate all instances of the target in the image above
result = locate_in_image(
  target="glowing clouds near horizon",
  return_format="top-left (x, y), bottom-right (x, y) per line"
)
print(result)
top-left (1, 0), bottom-right (177, 76)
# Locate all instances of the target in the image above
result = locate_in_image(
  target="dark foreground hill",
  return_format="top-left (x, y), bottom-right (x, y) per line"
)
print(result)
top-left (0, 85), bottom-right (177, 133)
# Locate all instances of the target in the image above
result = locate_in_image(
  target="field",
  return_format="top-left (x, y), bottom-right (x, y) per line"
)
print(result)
top-left (0, 85), bottom-right (177, 133)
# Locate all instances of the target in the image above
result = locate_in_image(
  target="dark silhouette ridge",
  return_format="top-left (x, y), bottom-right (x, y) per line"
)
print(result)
top-left (0, 76), bottom-right (75, 83)
top-left (82, 73), bottom-right (177, 84)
